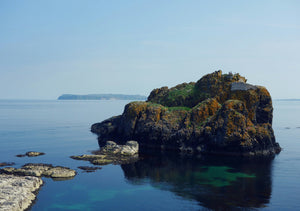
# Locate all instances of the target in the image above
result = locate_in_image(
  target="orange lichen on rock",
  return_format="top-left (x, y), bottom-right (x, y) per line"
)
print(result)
top-left (191, 98), bottom-right (221, 124)
top-left (123, 102), bottom-right (148, 119)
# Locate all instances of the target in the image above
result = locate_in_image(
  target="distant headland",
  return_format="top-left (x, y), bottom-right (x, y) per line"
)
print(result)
top-left (58, 94), bottom-right (147, 100)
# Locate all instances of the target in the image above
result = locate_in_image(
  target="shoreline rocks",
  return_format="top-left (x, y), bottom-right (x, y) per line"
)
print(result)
top-left (0, 174), bottom-right (43, 211)
top-left (71, 141), bottom-right (139, 165)
top-left (91, 71), bottom-right (281, 157)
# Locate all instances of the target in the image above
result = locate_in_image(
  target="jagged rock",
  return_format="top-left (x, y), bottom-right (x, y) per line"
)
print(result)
top-left (0, 163), bottom-right (76, 179)
top-left (71, 141), bottom-right (139, 165)
top-left (0, 174), bottom-right (43, 211)
top-left (91, 71), bottom-right (281, 156)
top-left (231, 82), bottom-right (257, 91)
top-left (101, 140), bottom-right (139, 155)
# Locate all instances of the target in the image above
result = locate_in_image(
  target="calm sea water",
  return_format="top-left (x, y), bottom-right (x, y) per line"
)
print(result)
top-left (0, 99), bottom-right (299, 210)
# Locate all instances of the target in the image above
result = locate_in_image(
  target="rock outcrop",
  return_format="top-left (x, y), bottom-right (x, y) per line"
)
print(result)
top-left (71, 141), bottom-right (139, 165)
top-left (0, 174), bottom-right (43, 211)
top-left (91, 71), bottom-right (281, 156)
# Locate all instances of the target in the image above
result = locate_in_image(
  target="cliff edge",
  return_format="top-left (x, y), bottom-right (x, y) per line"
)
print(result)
top-left (91, 70), bottom-right (281, 156)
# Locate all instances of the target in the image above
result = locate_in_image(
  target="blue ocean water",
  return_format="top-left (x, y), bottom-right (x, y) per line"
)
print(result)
top-left (0, 99), bottom-right (299, 210)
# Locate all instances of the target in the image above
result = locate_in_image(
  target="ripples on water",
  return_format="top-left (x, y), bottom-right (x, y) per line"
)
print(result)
top-left (0, 100), bottom-right (299, 210)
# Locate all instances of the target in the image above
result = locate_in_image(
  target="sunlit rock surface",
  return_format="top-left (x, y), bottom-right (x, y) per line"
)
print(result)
top-left (0, 174), bottom-right (43, 211)
top-left (71, 141), bottom-right (139, 165)
top-left (92, 70), bottom-right (281, 156)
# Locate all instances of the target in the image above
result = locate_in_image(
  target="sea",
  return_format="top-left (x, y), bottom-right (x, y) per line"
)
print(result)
top-left (0, 99), bottom-right (299, 210)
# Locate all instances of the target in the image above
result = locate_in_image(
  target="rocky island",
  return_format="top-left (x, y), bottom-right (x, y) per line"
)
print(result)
top-left (91, 70), bottom-right (281, 156)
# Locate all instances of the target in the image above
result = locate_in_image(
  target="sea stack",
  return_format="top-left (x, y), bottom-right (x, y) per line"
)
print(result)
top-left (91, 70), bottom-right (281, 156)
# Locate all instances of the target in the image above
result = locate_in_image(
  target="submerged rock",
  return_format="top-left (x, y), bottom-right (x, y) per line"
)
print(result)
top-left (0, 163), bottom-right (76, 179)
top-left (16, 151), bottom-right (45, 157)
top-left (0, 162), bottom-right (15, 167)
top-left (0, 174), bottom-right (43, 211)
top-left (77, 166), bottom-right (102, 173)
top-left (71, 141), bottom-right (139, 165)
top-left (91, 70), bottom-right (281, 156)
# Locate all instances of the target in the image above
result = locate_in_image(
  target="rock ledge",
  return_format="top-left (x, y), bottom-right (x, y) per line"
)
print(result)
top-left (0, 174), bottom-right (43, 211)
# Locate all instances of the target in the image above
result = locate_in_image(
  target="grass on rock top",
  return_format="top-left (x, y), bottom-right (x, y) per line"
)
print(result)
top-left (167, 83), bottom-right (194, 100)
top-left (166, 106), bottom-right (192, 111)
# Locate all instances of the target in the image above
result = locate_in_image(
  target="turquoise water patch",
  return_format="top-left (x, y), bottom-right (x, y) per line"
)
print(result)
top-left (194, 166), bottom-right (255, 187)
top-left (89, 185), bottom-right (154, 202)
top-left (50, 203), bottom-right (90, 210)
top-left (71, 184), bottom-right (87, 191)
top-left (48, 184), bottom-right (155, 210)
top-left (89, 189), bottom-right (118, 202)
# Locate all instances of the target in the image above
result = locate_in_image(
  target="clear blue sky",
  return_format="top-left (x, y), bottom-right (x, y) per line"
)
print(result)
top-left (0, 0), bottom-right (299, 99)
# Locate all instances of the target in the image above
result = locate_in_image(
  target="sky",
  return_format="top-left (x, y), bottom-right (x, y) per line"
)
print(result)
top-left (0, 0), bottom-right (299, 99)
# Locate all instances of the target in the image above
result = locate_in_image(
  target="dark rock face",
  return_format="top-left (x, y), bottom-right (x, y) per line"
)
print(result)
top-left (91, 71), bottom-right (281, 156)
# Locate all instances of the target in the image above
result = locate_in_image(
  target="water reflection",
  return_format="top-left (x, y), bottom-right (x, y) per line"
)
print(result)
top-left (121, 152), bottom-right (274, 210)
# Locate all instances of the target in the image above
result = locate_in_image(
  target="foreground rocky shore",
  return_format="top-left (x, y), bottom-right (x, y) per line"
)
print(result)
top-left (0, 141), bottom-right (140, 210)
top-left (0, 153), bottom-right (77, 210)
top-left (0, 174), bottom-right (43, 211)
top-left (92, 71), bottom-right (281, 156)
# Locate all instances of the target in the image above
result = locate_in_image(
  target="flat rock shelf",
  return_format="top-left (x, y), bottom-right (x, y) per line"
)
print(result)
top-left (0, 174), bottom-right (43, 211)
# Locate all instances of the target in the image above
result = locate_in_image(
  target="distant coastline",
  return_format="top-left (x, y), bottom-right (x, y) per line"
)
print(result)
top-left (275, 99), bottom-right (300, 101)
top-left (57, 94), bottom-right (147, 100)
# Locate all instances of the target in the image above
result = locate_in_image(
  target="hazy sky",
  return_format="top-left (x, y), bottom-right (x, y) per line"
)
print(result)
top-left (1, 0), bottom-right (299, 99)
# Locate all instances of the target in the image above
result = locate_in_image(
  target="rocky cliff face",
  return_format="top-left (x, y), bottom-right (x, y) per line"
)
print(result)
top-left (91, 71), bottom-right (281, 156)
